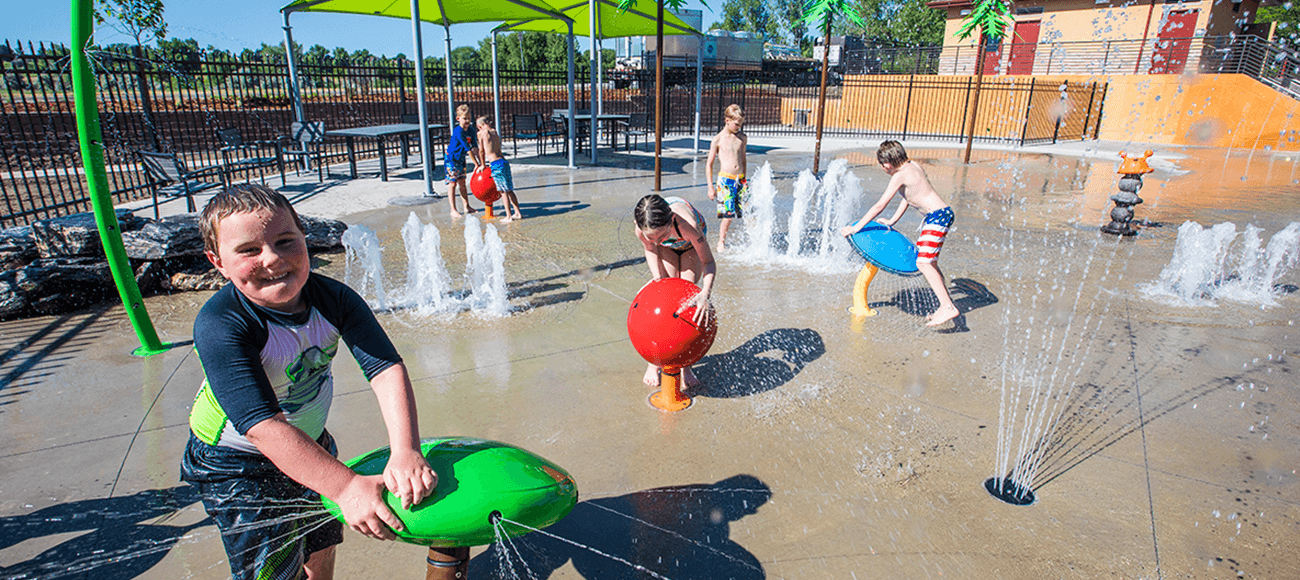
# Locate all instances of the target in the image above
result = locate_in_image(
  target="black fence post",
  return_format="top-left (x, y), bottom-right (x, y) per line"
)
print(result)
top-left (1081, 82), bottom-right (1097, 140)
top-left (1020, 77), bottom-right (1035, 146)
top-left (902, 74), bottom-right (915, 139)
top-left (133, 44), bottom-right (159, 151)
top-left (1051, 80), bottom-right (1066, 144)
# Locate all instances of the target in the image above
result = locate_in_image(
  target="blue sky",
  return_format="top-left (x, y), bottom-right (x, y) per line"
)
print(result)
top-left (4, 0), bottom-right (719, 57)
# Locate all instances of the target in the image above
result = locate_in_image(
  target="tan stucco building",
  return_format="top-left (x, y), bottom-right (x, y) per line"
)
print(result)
top-left (926, 0), bottom-right (1267, 75)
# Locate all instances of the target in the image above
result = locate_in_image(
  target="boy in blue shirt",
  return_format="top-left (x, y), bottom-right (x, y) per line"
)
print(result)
top-left (446, 104), bottom-right (484, 218)
top-left (180, 184), bottom-right (447, 580)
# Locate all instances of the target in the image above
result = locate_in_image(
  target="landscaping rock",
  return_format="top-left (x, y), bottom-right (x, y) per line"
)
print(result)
top-left (31, 209), bottom-right (146, 258)
top-left (302, 215), bottom-right (347, 251)
top-left (14, 257), bottom-right (113, 316)
top-left (0, 226), bottom-right (37, 271)
top-left (0, 270), bottom-right (28, 319)
top-left (170, 260), bottom-right (226, 292)
top-left (122, 214), bottom-right (205, 260)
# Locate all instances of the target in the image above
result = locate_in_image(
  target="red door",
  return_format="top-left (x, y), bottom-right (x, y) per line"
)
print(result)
top-left (1149, 10), bottom-right (1198, 74)
top-left (1008, 21), bottom-right (1040, 75)
top-left (979, 32), bottom-right (1003, 75)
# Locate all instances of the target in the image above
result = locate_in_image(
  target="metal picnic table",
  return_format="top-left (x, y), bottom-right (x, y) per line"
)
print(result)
top-left (551, 110), bottom-right (632, 154)
top-left (328, 123), bottom-right (448, 181)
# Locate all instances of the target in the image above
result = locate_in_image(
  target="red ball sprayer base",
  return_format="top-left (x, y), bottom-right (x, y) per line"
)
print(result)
top-left (628, 278), bottom-right (717, 412)
top-left (649, 366), bottom-right (693, 412)
top-left (470, 168), bottom-right (500, 219)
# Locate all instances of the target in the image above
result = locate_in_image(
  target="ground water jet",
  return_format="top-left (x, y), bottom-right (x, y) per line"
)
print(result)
top-left (983, 476), bottom-right (1036, 506)
top-left (462, 216), bottom-right (510, 317)
top-left (727, 158), bottom-right (862, 274)
top-left (400, 212), bottom-right (455, 313)
top-left (341, 224), bottom-right (387, 310)
top-left (342, 215), bottom-right (510, 316)
top-left (1140, 221), bottom-right (1300, 307)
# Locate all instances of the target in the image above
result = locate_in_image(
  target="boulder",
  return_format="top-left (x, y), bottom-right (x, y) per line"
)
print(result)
top-left (122, 214), bottom-right (205, 260)
top-left (0, 226), bottom-right (37, 271)
top-left (302, 215), bottom-right (347, 251)
top-left (169, 260), bottom-right (226, 292)
top-left (31, 209), bottom-right (146, 259)
top-left (0, 269), bottom-right (28, 319)
top-left (13, 257), bottom-right (114, 316)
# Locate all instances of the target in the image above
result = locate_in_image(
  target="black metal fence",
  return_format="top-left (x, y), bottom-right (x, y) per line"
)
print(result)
top-left (0, 40), bottom-right (597, 227)
top-left (3, 38), bottom-right (1109, 227)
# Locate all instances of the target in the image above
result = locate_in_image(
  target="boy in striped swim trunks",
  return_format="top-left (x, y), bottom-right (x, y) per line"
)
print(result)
top-left (706, 104), bottom-right (748, 251)
top-left (840, 141), bottom-right (960, 327)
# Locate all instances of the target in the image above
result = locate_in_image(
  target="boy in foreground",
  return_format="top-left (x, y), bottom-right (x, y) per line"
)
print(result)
top-left (179, 185), bottom-right (468, 580)
top-left (476, 115), bottom-right (523, 222)
top-left (706, 104), bottom-right (748, 251)
top-left (840, 141), bottom-right (960, 327)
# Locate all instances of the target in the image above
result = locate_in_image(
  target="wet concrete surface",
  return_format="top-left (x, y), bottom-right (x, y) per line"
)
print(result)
top-left (1, 139), bottom-right (1297, 579)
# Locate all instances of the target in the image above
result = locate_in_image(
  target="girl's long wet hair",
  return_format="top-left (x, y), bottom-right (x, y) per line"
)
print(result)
top-left (634, 194), bottom-right (674, 230)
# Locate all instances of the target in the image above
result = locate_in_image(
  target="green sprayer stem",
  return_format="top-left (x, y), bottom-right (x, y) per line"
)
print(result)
top-left (71, 0), bottom-right (173, 356)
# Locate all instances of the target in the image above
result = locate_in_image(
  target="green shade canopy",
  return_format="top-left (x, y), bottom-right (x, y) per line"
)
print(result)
top-left (495, 0), bottom-right (697, 37)
top-left (282, 0), bottom-right (571, 25)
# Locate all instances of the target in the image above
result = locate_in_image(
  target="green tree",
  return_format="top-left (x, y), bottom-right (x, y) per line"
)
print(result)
top-left (774, 0), bottom-right (811, 50)
top-left (1258, 5), bottom-right (1300, 46)
top-left (853, 0), bottom-right (944, 45)
top-left (94, 0), bottom-right (166, 46)
top-left (715, 0), bottom-right (778, 39)
top-left (156, 36), bottom-right (200, 83)
top-left (450, 46), bottom-right (482, 69)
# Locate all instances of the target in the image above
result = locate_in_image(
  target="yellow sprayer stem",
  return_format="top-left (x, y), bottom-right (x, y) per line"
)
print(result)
top-left (849, 262), bottom-right (880, 318)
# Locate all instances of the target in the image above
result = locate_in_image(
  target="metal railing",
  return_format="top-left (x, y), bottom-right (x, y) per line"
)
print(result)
top-left (844, 35), bottom-right (1300, 94)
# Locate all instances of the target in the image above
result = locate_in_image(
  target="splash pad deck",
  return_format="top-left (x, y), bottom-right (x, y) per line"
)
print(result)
top-left (2, 141), bottom-right (1298, 580)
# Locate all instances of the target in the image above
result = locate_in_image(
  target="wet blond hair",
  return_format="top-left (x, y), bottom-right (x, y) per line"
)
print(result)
top-left (877, 140), bottom-right (908, 167)
top-left (199, 184), bottom-right (304, 256)
top-left (724, 104), bottom-right (744, 122)
top-left (476, 115), bottom-right (494, 127)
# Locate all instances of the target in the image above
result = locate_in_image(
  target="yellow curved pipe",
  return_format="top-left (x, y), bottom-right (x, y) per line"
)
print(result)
top-left (849, 263), bottom-right (879, 318)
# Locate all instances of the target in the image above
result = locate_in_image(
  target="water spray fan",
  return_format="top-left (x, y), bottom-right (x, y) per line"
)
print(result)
top-left (321, 437), bottom-right (578, 546)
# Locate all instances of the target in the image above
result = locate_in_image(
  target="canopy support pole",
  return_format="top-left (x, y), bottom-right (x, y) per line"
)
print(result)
top-left (589, 0), bottom-right (598, 164)
top-left (653, 0), bottom-right (663, 191)
top-left (492, 32), bottom-right (501, 130)
top-left (567, 22), bottom-right (576, 168)
top-left (283, 14), bottom-right (305, 125)
top-left (693, 36), bottom-right (702, 154)
top-left (443, 24), bottom-right (455, 125)
top-left (411, 0), bottom-right (435, 197)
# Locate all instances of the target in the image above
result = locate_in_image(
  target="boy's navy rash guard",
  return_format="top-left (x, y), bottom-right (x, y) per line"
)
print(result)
top-left (188, 273), bottom-right (401, 454)
top-left (445, 124), bottom-right (477, 164)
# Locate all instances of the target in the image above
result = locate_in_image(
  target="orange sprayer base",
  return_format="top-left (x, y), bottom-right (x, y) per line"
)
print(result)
top-left (648, 367), bottom-right (693, 412)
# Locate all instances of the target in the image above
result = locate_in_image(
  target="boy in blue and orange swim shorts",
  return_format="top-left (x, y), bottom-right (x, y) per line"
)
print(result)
top-left (706, 104), bottom-right (748, 251)
top-left (476, 115), bottom-right (523, 222)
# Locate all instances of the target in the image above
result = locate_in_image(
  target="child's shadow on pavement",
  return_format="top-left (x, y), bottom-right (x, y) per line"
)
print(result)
top-left (689, 328), bottom-right (825, 398)
top-left (887, 278), bottom-right (998, 333)
top-left (0, 485), bottom-right (209, 580)
top-left (468, 474), bottom-right (771, 580)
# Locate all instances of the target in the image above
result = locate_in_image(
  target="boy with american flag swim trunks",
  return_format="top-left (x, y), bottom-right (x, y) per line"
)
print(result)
top-left (840, 141), bottom-right (960, 327)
